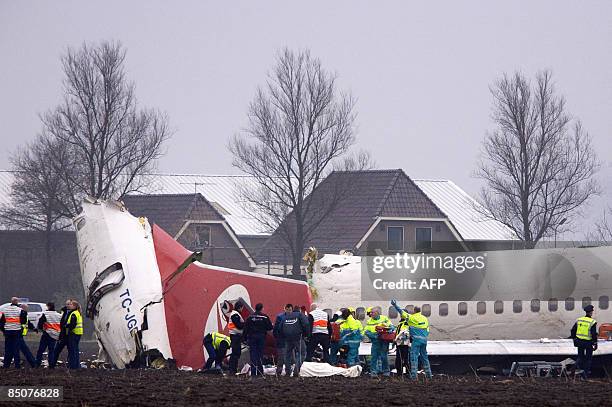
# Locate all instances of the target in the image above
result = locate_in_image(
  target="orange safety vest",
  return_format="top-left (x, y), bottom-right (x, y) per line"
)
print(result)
top-left (310, 309), bottom-right (329, 335)
top-left (227, 310), bottom-right (244, 334)
top-left (42, 311), bottom-right (62, 340)
top-left (1, 305), bottom-right (23, 332)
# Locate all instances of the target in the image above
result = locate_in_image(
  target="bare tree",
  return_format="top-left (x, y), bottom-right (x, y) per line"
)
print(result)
top-left (588, 207), bottom-right (612, 243)
top-left (229, 48), bottom-right (370, 274)
top-left (476, 70), bottom-right (599, 247)
top-left (0, 137), bottom-right (71, 232)
top-left (1, 40), bottom-right (170, 275)
top-left (39, 40), bottom-right (170, 217)
top-left (0, 137), bottom-right (77, 272)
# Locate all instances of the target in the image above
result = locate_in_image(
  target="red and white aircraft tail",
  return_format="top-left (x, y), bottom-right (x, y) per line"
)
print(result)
top-left (74, 199), bottom-right (311, 369)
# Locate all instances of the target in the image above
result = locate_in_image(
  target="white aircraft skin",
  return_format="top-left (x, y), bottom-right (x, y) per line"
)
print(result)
top-left (73, 199), bottom-right (173, 368)
top-left (314, 250), bottom-right (612, 356)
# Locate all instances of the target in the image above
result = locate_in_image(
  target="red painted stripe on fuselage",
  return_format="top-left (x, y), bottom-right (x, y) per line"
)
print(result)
top-left (152, 225), bottom-right (312, 368)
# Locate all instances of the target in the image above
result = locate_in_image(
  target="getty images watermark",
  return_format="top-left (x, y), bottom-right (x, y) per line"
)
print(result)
top-left (359, 241), bottom-right (603, 301)
top-left (362, 252), bottom-right (488, 301)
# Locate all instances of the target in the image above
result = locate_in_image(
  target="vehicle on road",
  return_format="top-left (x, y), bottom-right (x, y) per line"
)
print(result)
top-left (0, 300), bottom-right (46, 327)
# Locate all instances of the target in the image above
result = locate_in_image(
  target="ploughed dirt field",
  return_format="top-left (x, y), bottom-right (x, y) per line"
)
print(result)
top-left (3, 340), bottom-right (612, 406)
top-left (1, 368), bottom-right (612, 407)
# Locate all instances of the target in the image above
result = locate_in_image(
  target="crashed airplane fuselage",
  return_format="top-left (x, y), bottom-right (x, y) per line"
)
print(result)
top-left (74, 199), bottom-right (311, 369)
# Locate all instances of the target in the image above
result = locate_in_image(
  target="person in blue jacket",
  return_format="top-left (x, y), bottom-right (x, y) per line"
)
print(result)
top-left (339, 308), bottom-right (362, 367)
top-left (273, 304), bottom-right (294, 375)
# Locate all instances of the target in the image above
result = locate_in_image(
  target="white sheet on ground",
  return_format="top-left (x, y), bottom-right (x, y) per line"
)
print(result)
top-left (239, 363), bottom-right (279, 376)
top-left (299, 362), bottom-right (362, 378)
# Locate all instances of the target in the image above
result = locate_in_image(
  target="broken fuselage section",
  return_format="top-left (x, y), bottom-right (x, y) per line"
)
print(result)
top-left (74, 199), bottom-right (173, 368)
top-left (74, 198), bottom-right (312, 369)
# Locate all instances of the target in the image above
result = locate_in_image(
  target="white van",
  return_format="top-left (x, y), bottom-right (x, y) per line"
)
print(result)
top-left (0, 300), bottom-right (47, 327)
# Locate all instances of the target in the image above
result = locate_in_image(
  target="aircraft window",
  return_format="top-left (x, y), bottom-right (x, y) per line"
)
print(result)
top-left (422, 304), bottom-right (431, 317)
top-left (458, 302), bottom-right (468, 316)
top-left (565, 297), bottom-right (575, 311)
top-left (323, 309), bottom-right (333, 318)
top-left (388, 306), bottom-right (398, 319)
top-left (513, 300), bottom-right (522, 313)
top-left (548, 299), bottom-right (558, 312)
top-left (530, 299), bottom-right (540, 312)
top-left (494, 300), bottom-right (504, 314)
top-left (405, 305), bottom-right (415, 314)
top-left (356, 307), bottom-right (366, 321)
top-left (582, 297), bottom-right (592, 308)
top-left (439, 303), bottom-right (448, 317)
top-left (477, 301), bottom-right (486, 315)
top-left (599, 296), bottom-right (609, 310)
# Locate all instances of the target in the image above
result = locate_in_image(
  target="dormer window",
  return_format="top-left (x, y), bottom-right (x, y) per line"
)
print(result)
top-left (193, 225), bottom-right (211, 249)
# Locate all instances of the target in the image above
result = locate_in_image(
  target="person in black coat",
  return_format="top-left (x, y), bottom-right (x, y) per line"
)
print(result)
top-left (273, 304), bottom-right (294, 375)
top-left (49, 300), bottom-right (72, 368)
top-left (280, 305), bottom-right (309, 377)
top-left (243, 303), bottom-right (273, 377)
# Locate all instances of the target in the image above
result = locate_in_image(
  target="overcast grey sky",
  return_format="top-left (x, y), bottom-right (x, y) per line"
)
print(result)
top-left (1, 1), bottom-right (611, 237)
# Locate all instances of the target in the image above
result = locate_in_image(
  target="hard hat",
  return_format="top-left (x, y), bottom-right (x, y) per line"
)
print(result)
top-left (584, 304), bottom-right (594, 312)
top-left (348, 307), bottom-right (355, 313)
top-left (366, 307), bottom-right (372, 314)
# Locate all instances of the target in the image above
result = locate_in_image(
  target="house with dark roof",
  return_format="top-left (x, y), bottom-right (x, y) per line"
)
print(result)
top-left (0, 192), bottom-right (256, 306)
top-left (256, 169), bottom-right (515, 269)
top-left (122, 193), bottom-right (255, 270)
top-left (0, 169), bottom-right (514, 278)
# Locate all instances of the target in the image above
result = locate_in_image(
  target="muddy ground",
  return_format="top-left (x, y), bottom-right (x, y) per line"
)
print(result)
top-left (1, 368), bottom-right (611, 407)
top-left (2, 339), bottom-right (612, 406)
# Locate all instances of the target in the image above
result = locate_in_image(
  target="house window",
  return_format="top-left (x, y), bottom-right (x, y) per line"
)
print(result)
top-left (388, 306), bottom-right (398, 319)
top-left (387, 226), bottom-right (404, 251)
top-left (416, 227), bottom-right (432, 251)
top-left (356, 307), bottom-right (366, 321)
top-left (193, 225), bottom-right (211, 249)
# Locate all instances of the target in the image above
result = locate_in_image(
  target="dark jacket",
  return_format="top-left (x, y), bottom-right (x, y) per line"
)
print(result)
top-left (230, 311), bottom-right (245, 332)
top-left (0, 304), bottom-right (27, 332)
top-left (36, 314), bottom-right (47, 331)
top-left (281, 311), bottom-right (309, 340)
top-left (58, 307), bottom-right (72, 340)
top-left (273, 312), bottom-right (288, 347)
top-left (243, 311), bottom-right (273, 341)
